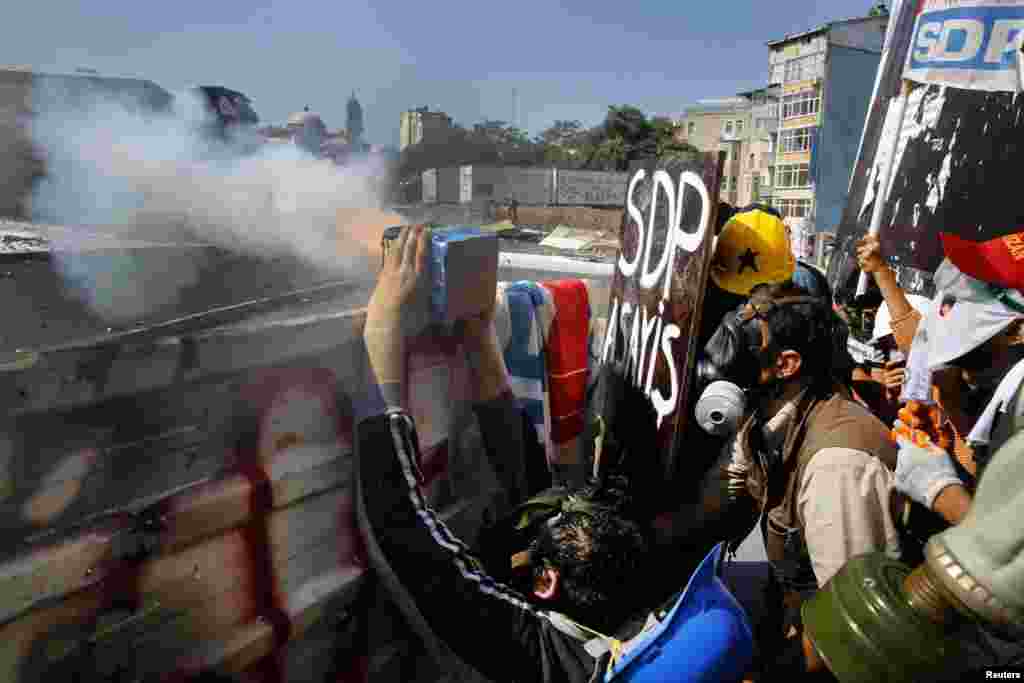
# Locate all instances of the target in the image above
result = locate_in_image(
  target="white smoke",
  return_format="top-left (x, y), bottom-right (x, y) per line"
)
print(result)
top-left (29, 86), bottom-right (388, 321)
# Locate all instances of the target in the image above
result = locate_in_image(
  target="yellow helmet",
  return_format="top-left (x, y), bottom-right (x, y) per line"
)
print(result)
top-left (710, 205), bottom-right (795, 296)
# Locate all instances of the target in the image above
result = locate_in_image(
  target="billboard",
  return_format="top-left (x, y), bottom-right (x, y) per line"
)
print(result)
top-left (556, 170), bottom-right (630, 207)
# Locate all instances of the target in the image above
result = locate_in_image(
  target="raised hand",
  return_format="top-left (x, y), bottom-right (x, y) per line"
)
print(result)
top-left (366, 224), bottom-right (431, 338)
top-left (855, 234), bottom-right (886, 274)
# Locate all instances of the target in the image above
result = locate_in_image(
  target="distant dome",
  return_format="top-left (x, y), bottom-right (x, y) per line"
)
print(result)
top-left (287, 106), bottom-right (326, 130)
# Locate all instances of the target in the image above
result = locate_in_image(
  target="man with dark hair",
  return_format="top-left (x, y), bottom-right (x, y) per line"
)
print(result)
top-left (528, 508), bottom-right (647, 634)
top-left (353, 225), bottom-right (654, 682)
top-left (672, 280), bottom-right (901, 677)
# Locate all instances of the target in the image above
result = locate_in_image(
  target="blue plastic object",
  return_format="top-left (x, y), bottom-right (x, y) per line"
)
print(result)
top-left (429, 226), bottom-right (484, 323)
top-left (605, 542), bottom-right (754, 683)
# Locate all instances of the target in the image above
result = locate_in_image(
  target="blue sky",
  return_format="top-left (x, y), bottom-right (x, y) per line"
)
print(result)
top-left (3, 1), bottom-right (881, 145)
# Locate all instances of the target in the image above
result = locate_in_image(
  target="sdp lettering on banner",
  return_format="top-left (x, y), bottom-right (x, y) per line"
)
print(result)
top-left (906, 0), bottom-right (1024, 92)
top-left (600, 158), bottom-right (720, 463)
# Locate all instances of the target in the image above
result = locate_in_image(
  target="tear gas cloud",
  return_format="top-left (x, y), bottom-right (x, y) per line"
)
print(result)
top-left (30, 86), bottom-right (389, 321)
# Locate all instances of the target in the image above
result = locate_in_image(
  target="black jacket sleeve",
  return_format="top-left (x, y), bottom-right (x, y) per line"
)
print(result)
top-left (354, 409), bottom-right (594, 683)
top-left (473, 390), bottom-right (551, 505)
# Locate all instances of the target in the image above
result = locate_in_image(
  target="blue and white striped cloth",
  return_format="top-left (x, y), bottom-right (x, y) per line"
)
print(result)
top-left (494, 281), bottom-right (555, 464)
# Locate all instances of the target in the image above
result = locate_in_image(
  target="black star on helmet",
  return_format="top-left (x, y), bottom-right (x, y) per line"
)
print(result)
top-left (738, 247), bottom-right (760, 274)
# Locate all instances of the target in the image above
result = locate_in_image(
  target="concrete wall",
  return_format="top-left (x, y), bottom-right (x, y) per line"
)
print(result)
top-left (817, 44), bottom-right (882, 232)
top-left (426, 166), bottom-right (639, 207)
top-left (467, 166), bottom-right (553, 205)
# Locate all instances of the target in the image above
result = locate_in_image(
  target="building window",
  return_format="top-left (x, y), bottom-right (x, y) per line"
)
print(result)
top-left (687, 121), bottom-right (695, 136)
top-left (779, 126), bottom-right (813, 153)
top-left (783, 53), bottom-right (824, 83)
top-left (775, 163), bottom-right (811, 188)
top-left (724, 120), bottom-right (734, 137)
top-left (721, 176), bottom-right (729, 192)
top-left (774, 197), bottom-right (813, 218)
top-left (782, 90), bottom-right (821, 119)
top-left (735, 120), bottom-right (744, 135)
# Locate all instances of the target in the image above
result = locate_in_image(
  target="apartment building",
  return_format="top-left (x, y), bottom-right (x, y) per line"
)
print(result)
top-left (766, 9), bottom-right (888, 230)
top-left (676, 98), bottom-right (752, 206)
top-left (676, 87), bottom-right (780, 208)
top-left (737, 86), bottom-right (780, 207)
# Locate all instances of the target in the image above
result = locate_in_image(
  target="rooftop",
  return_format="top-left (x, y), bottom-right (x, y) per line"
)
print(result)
top-left (766, 14), bottom-right (885, 47)
top-left (736, 84), bottom-right (782, 99)
top-left (681, 97), bottom-right (752, 116)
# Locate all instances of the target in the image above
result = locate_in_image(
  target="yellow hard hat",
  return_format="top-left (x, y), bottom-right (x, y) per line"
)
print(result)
top-left (710, 206), bottom-right (795, 296)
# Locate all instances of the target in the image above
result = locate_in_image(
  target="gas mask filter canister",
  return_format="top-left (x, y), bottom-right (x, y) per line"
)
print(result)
top-left (695, 380), bottom-right (746, 436)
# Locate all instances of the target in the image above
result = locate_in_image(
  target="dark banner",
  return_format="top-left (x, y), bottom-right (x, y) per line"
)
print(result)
top-left (599, 155), bottom-right (723, 481)
top-left (831, 0), bottom-right (1024, 300)
top-left (829, 0), bottom-right (925, 301)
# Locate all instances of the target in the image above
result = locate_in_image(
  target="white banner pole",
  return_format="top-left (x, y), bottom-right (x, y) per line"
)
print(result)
top-left (855, 80), bottom-right (913, 298)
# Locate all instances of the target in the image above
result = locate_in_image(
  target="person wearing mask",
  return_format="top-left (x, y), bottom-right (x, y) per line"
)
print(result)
top-left (893, 260), bottom-right (1024, 525)
top-left (822, 259), bottom-right (1024, 681)
top-left (855, 232), bottom-right (982, 459)
top-left (701, 204), bottom-right (798, 346)
top-left (702, 204), bottom-right (849, 380)
top-left (353, 225), bottom-right (661, 683)
top-left (672, 280), bottom-right (901, 678)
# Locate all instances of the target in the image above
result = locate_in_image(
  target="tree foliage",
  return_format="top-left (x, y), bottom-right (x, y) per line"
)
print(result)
top-left (397, 106), bottom-right (701, 180)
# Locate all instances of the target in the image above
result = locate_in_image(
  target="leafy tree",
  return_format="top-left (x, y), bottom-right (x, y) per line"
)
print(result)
top-left (397, 107), bottom-right (700, 180)
top-left (535, 120), bottom-right (588, 167)
top-left (651, 116), bottom-right (700, 162)
top-left (537, 119), bottom-right (583, 145)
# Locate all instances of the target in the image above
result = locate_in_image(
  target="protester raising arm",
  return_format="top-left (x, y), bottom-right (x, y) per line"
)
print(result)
top-left (458, 280), bottom-right (550, 530)
top-left (352, 225), bottom-right (614, 683)
top-left (356, 223), bottom-right (431, 417)
top-left (857, 234), bottom-right (922, 354)
top-left (459, 296), bottom-right (509, 403)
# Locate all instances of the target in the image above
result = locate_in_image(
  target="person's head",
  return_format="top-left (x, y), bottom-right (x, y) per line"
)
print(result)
top-left (701, 205), bottom-right (798, 348)
top-left (793, 260), bottom-right (833, 304)
top-left (710, 205), bottom-right (796, 298)
top-left (528, 507), bottom-right (647, 632)
top-left (924, 260), bottom-right (1024, 391)
top-left (716, 201), bottom-right (738, 235)
top-left (945, 309), bottom-right (1024, 388)
top-left (701, 281), bottom-right (840, 411)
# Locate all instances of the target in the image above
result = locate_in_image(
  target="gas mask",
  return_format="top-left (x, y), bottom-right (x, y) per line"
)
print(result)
top-left (694, 295), bottom-right (825, 435)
